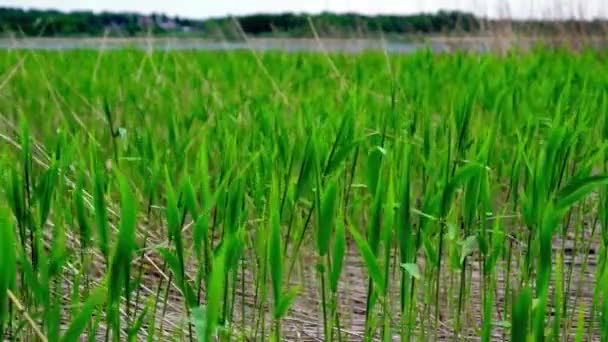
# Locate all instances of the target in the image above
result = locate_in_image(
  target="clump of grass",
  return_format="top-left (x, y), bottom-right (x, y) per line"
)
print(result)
top-left (0, 47), bottom-right (607, 341)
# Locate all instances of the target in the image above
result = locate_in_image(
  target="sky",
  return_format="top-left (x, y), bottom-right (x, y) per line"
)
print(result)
top-left (1, 0), bottom-right (606, 20)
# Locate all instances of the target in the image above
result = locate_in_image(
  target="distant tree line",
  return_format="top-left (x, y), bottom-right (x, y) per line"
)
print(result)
top-left (0, 7), bottom-right (606, 38)
top-left (0, 8), bottom-right (201, 36)
top-left (0, 8), bottom-right (479, 37)
top-left (207, 11), bottom-right (480, 37)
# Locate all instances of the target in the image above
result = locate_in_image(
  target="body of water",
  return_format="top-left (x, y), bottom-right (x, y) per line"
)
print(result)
top-left (0, 37), bottom-right (495, 53)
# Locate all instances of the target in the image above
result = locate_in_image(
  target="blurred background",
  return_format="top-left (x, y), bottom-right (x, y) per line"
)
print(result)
top-left (0, 0), bottom-right (607, 52)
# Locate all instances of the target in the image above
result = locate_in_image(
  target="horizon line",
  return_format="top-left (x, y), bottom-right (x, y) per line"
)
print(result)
top-left (3, 5), bottom-right (607, 22)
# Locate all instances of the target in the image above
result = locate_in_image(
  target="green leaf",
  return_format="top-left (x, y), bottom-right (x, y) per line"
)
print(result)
top-left (460, 235), bottom-right (478, 264)
top-left (158, 247), bottom-right (196, 307)
top-left (198, 142), bottom-right (211, 210)
top-left (107, 172), bottom-right (138, 335)
top-left (205, 246), bottom-right (226, 342)
top-left (127, 301), bottom-right (150, 342)
top-left (180, 176), bottom-right (199, 219)
top-left (382, 173), bottom-right (395, 246)
top-left (49, 219), bottom-right (67, 278)
top-left (400, 263), bottom-right (422, 280)
top-left (326, 141), bottom-right (359, 175)
top-left (295, 138), bottom-right (316, 200)
top-left (422, 231), bottom-right (438, 266)
top-left (511, 287), bottom-right (532, 342)
top-left (73, 172), bottom-right (91, 250)
top-left (348, 225), bottom-right (385, 295)
top-left (36, 165), bottom-right (58, 228)
top-left (493, 320), bottom-right (512, 328)
top-left (276, 286), bottom-right (301, 318)
top-left (367, 173), bottom-right (385, 255)
top-left (0, 207), bottom-right (16, 334)
top-left (5, 169), bottom-right (24, 231)
top-left (117, 174), bottom-right (137, 258)
top-left (20, 118), bottom-right (31, 192)
top-left (366, 145), bottom-right (384, 196)
top-left (555, 175), bottom-right (608, 212)
top-left (323, 112), bottom-right (355, 175)
top-left (317, 177), bottom-right (338, 256)
top-left (164, 168), bottom-right (180, 242)
top-left (441, 162), bottom-right (483, 216)
top-left (330, 217), bottom-right (346, 293)
top-left (158, 248), bottom-right (181, 283)
top-left (447, 222), bottom-right (458, 241)
top-left (397, 143), bottom-right (412, 264)
top-left (482, 280), bottom-right (495, 342)
top-left (193, 212), bottom-right (209, 263)
top-left (92, 158), bottom-right (109, 259)
top-left (192, 306), bottom-right (207, 342)
top-left (268, 182), bottom-right (283, 317)
top-left (61, 285), bottom-right (106, 342)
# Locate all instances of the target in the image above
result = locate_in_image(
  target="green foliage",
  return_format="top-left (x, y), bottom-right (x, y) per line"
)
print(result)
top-left (330, 217), bottom-right (346, 293)
top-left (61, 285), bottom-right (105, 342)
top-left (92, 157), bottom-right (109, 260)
top-left (349, 224), bottom-right (385, 295)
top-left (202, 247), bottom-right (226, 342)
top-left (400, 263), bottom-right (421, 280)
top-left (0, 48), bottom-right (606, 341)
top-left (106, 173), bottom-right (138, 339)
top-left (317, 177), bottom-right (338, 257)
top-left (73, 172), bottom-right (91, 251)
top-left (0, 206), bottom-right (16, 335)
top-left (268, 182), bottom-right (283, 319)
top-left (511, 287), bottom-right (532, 342)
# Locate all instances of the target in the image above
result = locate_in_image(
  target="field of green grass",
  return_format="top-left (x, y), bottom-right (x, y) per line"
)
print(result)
top-left (0, 47), bottom-right (608, 341)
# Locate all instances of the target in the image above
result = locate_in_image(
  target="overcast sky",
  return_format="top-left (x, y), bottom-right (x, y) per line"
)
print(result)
top-left (1, 0), bottom-right (606, 20)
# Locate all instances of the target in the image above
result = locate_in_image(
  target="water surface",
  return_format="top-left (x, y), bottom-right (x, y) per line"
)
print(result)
top-left (0, 37), bottom-right (494, 53)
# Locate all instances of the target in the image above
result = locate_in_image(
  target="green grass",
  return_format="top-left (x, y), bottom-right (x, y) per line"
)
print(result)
top-left (0, 46), bottom-right (608, 341)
